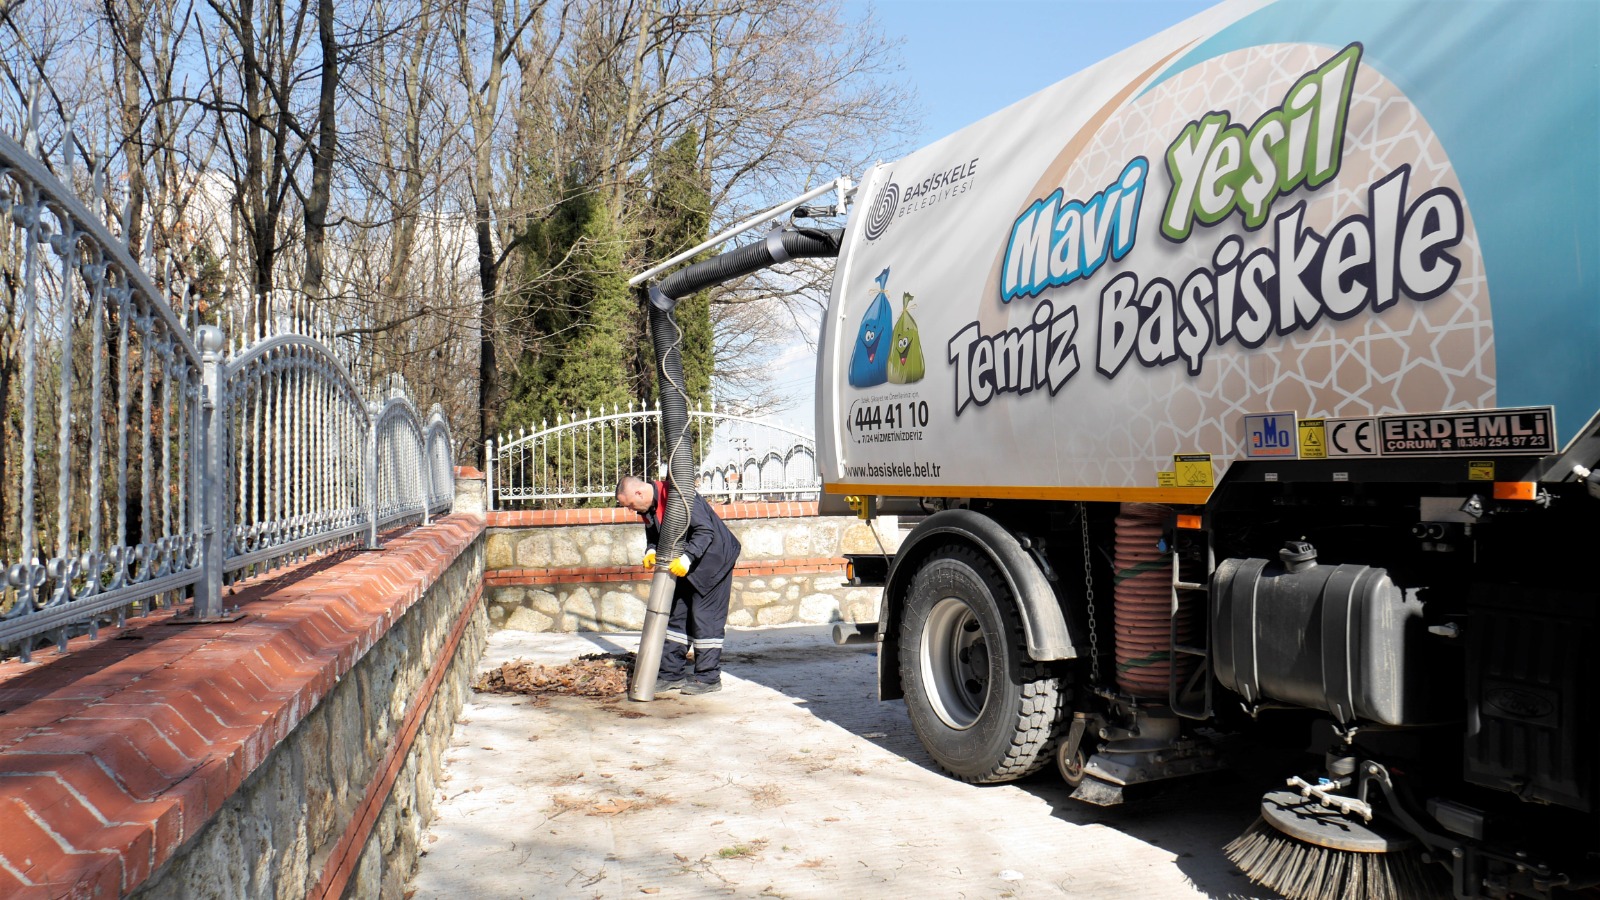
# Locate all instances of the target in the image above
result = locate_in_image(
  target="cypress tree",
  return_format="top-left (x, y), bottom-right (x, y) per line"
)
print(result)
top-left (503, 184), bottom-right (634, 429)
top-left (498, 131), bottom-right (716, 500)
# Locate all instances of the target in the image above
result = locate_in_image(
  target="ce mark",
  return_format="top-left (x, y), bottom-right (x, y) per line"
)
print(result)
top-left (1327, 418), bottom-right (1376, 457)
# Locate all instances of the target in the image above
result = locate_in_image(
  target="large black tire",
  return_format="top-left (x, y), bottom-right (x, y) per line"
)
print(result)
top-left (899, 546), bottom-right (1069, 783)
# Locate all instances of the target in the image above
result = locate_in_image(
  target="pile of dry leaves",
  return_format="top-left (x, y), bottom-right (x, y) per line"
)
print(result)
top-left (473, 652), bottom-right (636, 699)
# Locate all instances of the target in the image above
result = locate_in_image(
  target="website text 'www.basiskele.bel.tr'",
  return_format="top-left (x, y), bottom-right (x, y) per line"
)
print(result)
top-left (846, 461), bottom-right (942, 478)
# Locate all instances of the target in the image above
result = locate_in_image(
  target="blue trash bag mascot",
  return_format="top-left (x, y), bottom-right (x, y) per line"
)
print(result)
top-left (849, 267), bottom-right (893, 388)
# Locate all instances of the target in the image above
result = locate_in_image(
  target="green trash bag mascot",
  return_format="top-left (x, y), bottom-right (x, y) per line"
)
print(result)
top-left (887, 292), bottom-right (924, 384)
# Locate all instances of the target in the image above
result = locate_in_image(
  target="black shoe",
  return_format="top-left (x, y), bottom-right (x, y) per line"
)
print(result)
top-left (654, 677), bottom-right (687, 693)
top-left (682, 680), bottom-right (722, 695)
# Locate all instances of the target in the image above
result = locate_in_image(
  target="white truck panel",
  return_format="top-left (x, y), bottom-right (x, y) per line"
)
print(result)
top-left (818, 0), bottom-right (1600, 499)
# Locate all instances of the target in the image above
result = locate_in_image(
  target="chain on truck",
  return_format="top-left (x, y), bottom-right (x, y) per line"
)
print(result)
top-left (629, 1), bottom-right (1600, 897)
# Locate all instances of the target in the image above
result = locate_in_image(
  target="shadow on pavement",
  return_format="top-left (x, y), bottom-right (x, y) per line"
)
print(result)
top-left (723, 625), bottom-right (1286, 900)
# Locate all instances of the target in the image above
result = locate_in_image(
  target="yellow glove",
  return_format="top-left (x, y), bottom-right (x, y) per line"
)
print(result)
top-left (669, 554), bottom-right (692, 577)
top-left (642, 549), bottom-right (657, 569)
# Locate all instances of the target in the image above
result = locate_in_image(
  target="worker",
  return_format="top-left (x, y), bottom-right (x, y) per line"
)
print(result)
top-left (615, 474), bottom-right (742, 694)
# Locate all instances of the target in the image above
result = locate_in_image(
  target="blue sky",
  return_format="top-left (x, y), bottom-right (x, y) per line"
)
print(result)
top-left (759, 0), bottom-right (1216, 431)
top-left (858, 0), bottom-right (1215, 148)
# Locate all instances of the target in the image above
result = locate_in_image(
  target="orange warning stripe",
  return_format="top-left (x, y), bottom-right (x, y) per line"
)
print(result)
top-left (825, 482), bottom-right (1211, 504)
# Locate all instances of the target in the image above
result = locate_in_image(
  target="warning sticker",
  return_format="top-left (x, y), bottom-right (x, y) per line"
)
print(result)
top-left (1468, 461), bottom-right (1495, 481)
top-left (1174, 454), bottom-right (1214, 487)
top-left (1377, 407), bottom-right (1556, 457)
top-left (1157, 471), bottom-right (1177, 487)
top-left (1298, 418), bottom-right (1326, 459)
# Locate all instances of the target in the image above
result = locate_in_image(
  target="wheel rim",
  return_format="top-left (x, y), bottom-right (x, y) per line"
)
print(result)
top-left (1058, 746), bottom-right (1087, 787)
top-left (920, 596), bottom-right (990, 729)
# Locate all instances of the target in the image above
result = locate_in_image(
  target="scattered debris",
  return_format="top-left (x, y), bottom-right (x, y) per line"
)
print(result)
top-left (549, 794), bottom-right (590, 817)
top-left (474, 652), bottom-right (635, 698)
top-left (716, 839), bottom-right (769, 861)
top-left (745, 783), bottom-right (787, 809)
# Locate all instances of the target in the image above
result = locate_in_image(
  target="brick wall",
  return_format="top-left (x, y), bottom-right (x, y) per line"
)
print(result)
top-left (0, 516), bottom-right (486, 899)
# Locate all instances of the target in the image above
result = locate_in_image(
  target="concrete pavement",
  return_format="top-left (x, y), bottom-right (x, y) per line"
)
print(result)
top-left (408, 625), bottom-right (1279, 899)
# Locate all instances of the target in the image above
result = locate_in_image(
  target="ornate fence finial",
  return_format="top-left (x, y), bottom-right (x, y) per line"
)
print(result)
top-left (25, 76), bottom-right (42, 156)
top-left (61, 115), bottom-right (76, 179)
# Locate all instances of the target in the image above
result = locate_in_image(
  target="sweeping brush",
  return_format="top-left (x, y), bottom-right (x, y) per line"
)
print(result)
top-left (1225, 816), bottom-right (1448, 900)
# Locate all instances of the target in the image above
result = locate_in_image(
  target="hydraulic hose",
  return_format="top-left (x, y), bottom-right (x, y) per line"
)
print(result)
top-left (650, 227), bottom-right (844, 310)
top-left (628, 227), bottom-right (843, 701)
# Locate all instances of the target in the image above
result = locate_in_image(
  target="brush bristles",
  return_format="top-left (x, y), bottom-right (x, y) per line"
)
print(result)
top-left (1224, 817), bottom-right (1448, 900)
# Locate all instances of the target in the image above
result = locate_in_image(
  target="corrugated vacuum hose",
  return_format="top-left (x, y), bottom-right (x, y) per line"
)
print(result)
top-left (628, 227), bottom-right (844, 702)
top-left (1112, 503), bottom-right (1198, 698)
top-left (629, 302), bottom-right (696, 702)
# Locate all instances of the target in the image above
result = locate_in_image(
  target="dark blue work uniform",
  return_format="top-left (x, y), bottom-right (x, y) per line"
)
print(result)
top-left (639, 481), bottom-right (742, 684)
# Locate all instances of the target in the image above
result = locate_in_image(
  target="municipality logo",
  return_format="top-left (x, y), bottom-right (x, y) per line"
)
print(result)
top-left (863, 175), bottom-right (899, 241)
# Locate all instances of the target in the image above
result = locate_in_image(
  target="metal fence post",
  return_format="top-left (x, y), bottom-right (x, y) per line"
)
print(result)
top-left (193, 325), bottom-right (226, 618)
top-left (485, 438), bottom-right (495, 512)
top-left (366, 401), bottom-right (382, 550)
top-left (419, 409), bottom-right (432, 528)
top-left (419, 429), bottom-right (431, 527)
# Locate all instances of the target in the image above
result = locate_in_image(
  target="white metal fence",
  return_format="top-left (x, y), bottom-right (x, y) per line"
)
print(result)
top-left (0, 89), bottom-right (452, 660)
top-left (489, 401), bottom-right (819, 508)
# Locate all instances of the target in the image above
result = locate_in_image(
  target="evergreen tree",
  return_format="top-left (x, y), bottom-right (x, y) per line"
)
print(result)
top-left (503, 184), bottom-right (635, 430)
top-left (502, 130), bottom-right (713, 434)
top-left (497, 131), bottom-right (715, 501)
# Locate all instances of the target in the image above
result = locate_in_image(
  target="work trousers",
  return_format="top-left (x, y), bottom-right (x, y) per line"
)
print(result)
top-left (659, 569), bottom-right (732, 683)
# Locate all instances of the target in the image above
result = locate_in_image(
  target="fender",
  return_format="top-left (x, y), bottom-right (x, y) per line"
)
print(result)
top-left (878, 508), bottom-right (1077, 700)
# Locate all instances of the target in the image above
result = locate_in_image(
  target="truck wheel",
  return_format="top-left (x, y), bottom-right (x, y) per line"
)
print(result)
top-left (899, 546), bottom-right (1067, 783)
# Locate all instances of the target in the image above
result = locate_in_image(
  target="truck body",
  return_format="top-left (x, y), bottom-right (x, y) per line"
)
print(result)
top-left (813, 2), bottom-right (1600, 897)
top-left (819, 0), bottom-right (1596, 494)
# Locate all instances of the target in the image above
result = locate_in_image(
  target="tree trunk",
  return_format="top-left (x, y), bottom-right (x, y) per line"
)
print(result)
top-left (113, 0), bottom-right (149, 253)
top-left (302, 0), bottom-right (338, 302)
top-left (458, 0), bottom-right (509, 465)
top-left (476, 200), bottom-right (499, 467)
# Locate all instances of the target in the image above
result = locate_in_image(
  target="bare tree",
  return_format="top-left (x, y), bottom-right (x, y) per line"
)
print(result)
top-left (300, 0), bottom-right (338, 298)
top-left (0, 0), bottom-right (916, 460)
top-left (452, 0), bottom-right (557, 462)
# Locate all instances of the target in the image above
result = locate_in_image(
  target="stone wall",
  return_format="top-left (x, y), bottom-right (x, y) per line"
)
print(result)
top-left (127, 525), bottom-right (486, 900)
top-left (484, 514), bottom-right (903, 632)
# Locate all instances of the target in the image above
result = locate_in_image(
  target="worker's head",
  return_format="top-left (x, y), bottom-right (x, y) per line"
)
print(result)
top-left (615, 475), bottom-right (653, 513)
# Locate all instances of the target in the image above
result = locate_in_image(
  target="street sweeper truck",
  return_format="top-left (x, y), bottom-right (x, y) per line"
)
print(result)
top-left (631, 0), bottom-right (1600, 897)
